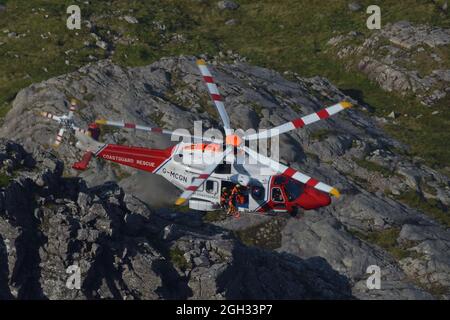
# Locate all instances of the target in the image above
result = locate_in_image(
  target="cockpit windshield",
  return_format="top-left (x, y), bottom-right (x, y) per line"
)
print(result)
top-left (285, 180), bottom-right (304, 201)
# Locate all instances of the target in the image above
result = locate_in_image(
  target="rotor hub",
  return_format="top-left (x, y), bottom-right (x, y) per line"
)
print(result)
top-left (225, 134), bottom-right (242, 147)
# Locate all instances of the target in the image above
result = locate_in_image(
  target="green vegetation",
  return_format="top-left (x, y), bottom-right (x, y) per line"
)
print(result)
top-left (353, 157), bottom-right (395, 178)
top-left (169, 246), bottom-right (190, 271)
top-left (111, 163), bottom-right (132, 181)
top-left (203, 210), bottom-right (227, 223)
top-left (395, 190), bottom-right (450, 228)
top-left (350, 228), bottom-right (423, 261)
top-left (0, 172), bottom-right (12, 188)
top-left (235, 217), bottom-right (286, 250)
top-left (148, 110), bottom-right (166, 127)
top-left (310, 128), bottom-right (333, 142)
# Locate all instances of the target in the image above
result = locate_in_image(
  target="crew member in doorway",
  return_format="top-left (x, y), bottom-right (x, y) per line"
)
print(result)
top-left (220, 187), bottom-right (230, 210)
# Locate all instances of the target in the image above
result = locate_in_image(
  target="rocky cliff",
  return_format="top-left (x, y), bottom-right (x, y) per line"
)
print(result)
top-left (0, 56), bottom-right (449, 299)
top-left (327, 21), bottom-right (450, 106)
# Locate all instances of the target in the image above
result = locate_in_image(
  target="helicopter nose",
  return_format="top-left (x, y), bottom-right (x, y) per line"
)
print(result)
top-left (297, 186), bottom-right (331, 209)
top-left (307, 187), bottom-right (331, 207)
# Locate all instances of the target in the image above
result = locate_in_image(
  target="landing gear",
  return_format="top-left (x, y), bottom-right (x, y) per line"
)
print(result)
top-left (289, 206), bottom-right (303, 219)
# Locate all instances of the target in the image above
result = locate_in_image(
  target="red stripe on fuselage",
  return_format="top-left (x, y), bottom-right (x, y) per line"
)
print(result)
top-left (211, 94), bottom-right (222, 101)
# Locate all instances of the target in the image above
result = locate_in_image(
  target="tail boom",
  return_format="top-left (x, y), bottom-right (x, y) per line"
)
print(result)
top-left (96, 144), bottom-right (174, 173)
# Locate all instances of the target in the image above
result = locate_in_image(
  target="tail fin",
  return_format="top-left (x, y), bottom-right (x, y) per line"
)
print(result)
top-left (72, 152), bottom-right (93, 171)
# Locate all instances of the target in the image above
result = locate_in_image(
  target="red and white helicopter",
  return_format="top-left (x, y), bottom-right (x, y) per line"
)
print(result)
top-left (40, 59), bottom-right (352, 215)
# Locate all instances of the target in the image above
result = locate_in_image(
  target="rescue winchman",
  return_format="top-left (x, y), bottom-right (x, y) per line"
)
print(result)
top-left (220, 187), bottom-right (230, 210)
top-left (228, 184), bottom-right (247, 218)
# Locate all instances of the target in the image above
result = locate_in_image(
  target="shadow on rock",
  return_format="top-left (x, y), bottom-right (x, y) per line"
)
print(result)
top-left (216, 244), bottom-right (354, 299)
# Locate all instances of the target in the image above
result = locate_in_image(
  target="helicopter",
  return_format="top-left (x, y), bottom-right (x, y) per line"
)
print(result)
top-left (40, 59), bottom-right (352, 215)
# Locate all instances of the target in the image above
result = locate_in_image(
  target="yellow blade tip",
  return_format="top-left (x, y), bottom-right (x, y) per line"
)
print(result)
top-left (95, 119), bottom-right (107, 125)
top-left (175, 198), bottom-right (187, 206)
top-left (196, 59), bottom-right (206, 65)
top-left (330, 188), bottom-right (340, 198)
top-left (340, 101), bottom-right (353, 109)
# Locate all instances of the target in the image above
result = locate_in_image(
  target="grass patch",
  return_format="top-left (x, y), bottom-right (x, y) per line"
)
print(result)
top-left (0, 172), bottom-right (12, 188)
top-left (349, 228), bottom-right (422, 261)
top-left (169, 246), bottom-right (190, 271)
top-left (234, 217), bottom-right (286, 250)
top-left (395, 190), bottom-right (450, 228)
top-left (148, 111), bottom-right (166, 127)
top-left (353, 157), bottom-right (395, 178)
top-left (203, 210), bottom-right (227, 223)
top-left (310, 128), bottom-right (333, 141)
top-left (110, 163), bottom-right (131, 181)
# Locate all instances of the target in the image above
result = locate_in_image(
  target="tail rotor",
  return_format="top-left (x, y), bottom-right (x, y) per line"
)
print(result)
top-left (39, 98), bottom-right (88, 148)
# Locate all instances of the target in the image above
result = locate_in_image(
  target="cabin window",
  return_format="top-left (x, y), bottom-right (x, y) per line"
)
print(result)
top-left (271, 187), bottom-right (284, 203)
top-left (273, 175), bottom-right (287, 185)
top-left (285, 180), bottom-right (303, 201)
top-left (214, 163), bottom-right (231, 174)
top-left (205, 180), bottom-right (218, 194)
top-left (192, 178), bottom-right (204, 191)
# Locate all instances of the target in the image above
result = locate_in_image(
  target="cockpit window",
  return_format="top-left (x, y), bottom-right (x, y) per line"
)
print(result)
top-left (285, 180), bottom-right (303, 201)
top-left (271, 187), bottom-right (284, 202)
top-left (274, 176), bottom-right (287, 185)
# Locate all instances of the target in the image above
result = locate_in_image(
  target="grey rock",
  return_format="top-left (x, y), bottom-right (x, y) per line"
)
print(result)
top-left (328, 21), bottom-right (450, 105)
top-left (348, 2), bottom-right (362, 12)
top-left (123, 16), bottom-right (138, 24)
top-left (225, 19), bottom-right (238, 26)
top-left (217, 0), bottom-right (240, 10)
top-left (96, 40), bottom-right (108, 50)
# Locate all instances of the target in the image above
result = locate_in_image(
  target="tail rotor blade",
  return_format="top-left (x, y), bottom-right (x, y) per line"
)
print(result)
top-left (40, 111), bottom-right (62, 123)
top-left (53, 127), bottom-right (65, 148)
top-left (68, 98), bottom-right (78, 119)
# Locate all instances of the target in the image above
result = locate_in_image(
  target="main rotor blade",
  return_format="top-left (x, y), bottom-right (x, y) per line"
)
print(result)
top-left (242, 146), bottom-right (340, 198)
top-left (243, 101), bottom-right (352, 141)
top-left (53, 127), bottom-right (65, 148)
top-left (175, 146), bottom-right (234, 206)
top-left (196, 59), bottom-right (232, 133)
top-left (95, 119), bottom-right (223, 144)
top-left (40, 111), bottom-right (62, 123)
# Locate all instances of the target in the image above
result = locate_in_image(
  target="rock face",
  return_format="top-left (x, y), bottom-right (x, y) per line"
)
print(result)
top-left (0, 139), bottom-right (352, 299)
top-left (0, 56), bottom-right (449, 299)
top-left (327, 21), bottom-right (450, 106)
